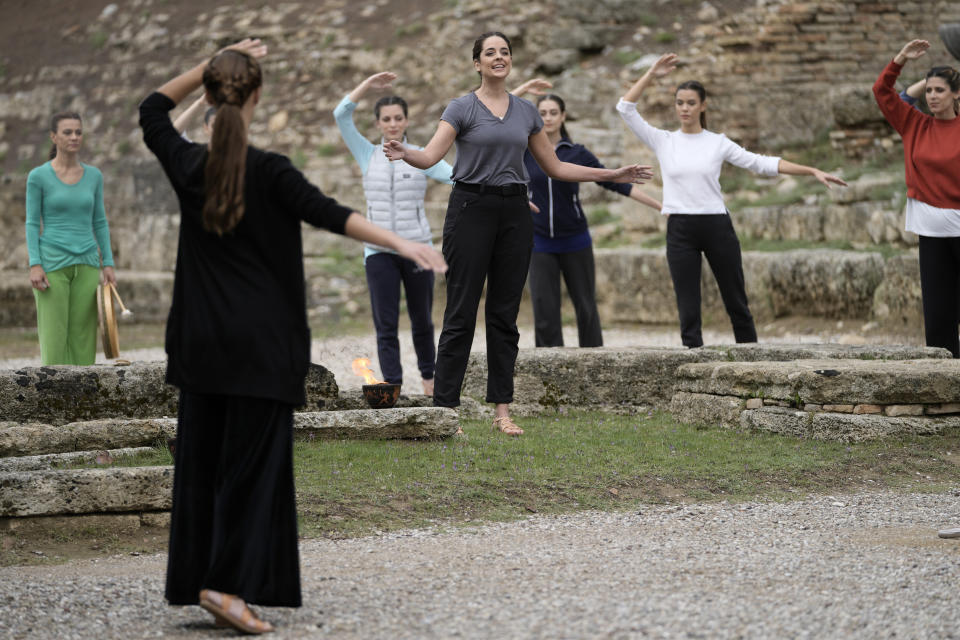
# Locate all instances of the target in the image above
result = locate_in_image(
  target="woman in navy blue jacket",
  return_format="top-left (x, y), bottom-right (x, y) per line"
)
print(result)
top-left (518, 90), bottom-right (661, 347)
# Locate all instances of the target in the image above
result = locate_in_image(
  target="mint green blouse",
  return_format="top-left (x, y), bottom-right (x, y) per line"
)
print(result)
top-left (25, 162), bottom-right (114, 273)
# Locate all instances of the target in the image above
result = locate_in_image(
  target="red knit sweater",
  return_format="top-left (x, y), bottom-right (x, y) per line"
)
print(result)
top-left (873, 60), bottom-right (960, 209)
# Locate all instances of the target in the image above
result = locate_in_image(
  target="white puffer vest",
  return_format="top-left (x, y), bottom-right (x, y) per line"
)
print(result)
top-left (363, 141), bottom-right (432, 252)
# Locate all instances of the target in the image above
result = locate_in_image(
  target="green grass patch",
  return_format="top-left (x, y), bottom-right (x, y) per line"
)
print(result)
top-left (291, 411), bottom-right (960, 538)
top-left (586, 206), bottom-right (615, 226)
top-left (654, 31), bottom-right (676, 44)
top-left (613, 50), bottom-right (645, 66)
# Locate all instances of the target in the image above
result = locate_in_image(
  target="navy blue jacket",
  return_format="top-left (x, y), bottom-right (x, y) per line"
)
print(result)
top-left (524, 139), bottom-right (632, 239)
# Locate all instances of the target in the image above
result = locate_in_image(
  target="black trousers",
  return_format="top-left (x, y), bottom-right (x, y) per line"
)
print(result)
top-left (365, 252), bottom-right (436, 384)
top-left (528, 246), bottom-right (603, 347)
top-left (918, 235), bottom-right (960, 358)
top-left (666, 213), bottom-right (757, 348)
top-left (165, 391), bottom-right (301, 607)
top-left (433, 186), bottom-right (533, 407)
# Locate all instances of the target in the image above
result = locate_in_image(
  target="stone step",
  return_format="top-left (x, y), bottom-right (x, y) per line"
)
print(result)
top-left (0, 466), bottom-right (173, 517)
top-left (0, 419), bottom-right (175, 458)
top-left (464, 344), bottom-right (948, 415)
top-left (0, 447), bottom-right (155, 472)
top-left (0, 361), bottom-right (338, 425)
top-left (675, 358), bottom-right (960, 405)
top-left (294, 407), bottom-right (459, 440)
top-left (671, 358), bottom-right (960, 441)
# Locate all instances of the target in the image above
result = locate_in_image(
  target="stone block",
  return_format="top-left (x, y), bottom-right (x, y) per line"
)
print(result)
top-left (676, 358), bottom-right (960, 405)
top-left (853, 404), bottom-right (882, 414)
top-left (0, 466), bottom-right (173, 517)
top-left (0, 447), bottom-right (155, 472)
top-left (293, 407), bottom-right (459, 440)
top-left (871, 252), bottom-right (923, 329)
top-left (884, 404), bottom-right (924, 417)
top-left (823, 404), bottom-right (855, 413)
top-left (0, 513), bottom-right (142, 535)
top-left (926, 403), bottom-right (960, 415)
top-left (669, 392), bottom-right (743, 429)
top-left (767, 250), bottom-right (884, 319)
top-left (0, 419), bottom-right (175, 458)
top-left (741, 407), bottom-right (960, 442)
top-left (745, 398), bottom-right (764, 409)
top-left (0, 362), bottom-right (337, 424)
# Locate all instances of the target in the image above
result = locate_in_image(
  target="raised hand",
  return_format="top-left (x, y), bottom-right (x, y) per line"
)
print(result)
top-left (383, 139), bottom-right (406, 161)
top-left (224, 38), bottom-right (268, 59)
top-left (363, 72), bottom-right (398, 92)
top-left (896, 39), bottom-right (930, 63)
top-left (649, 53), bottom-right (678, 77)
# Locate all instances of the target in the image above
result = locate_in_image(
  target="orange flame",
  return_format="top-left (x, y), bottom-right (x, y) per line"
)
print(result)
top-left (351, 357), bottom-right (384, 385)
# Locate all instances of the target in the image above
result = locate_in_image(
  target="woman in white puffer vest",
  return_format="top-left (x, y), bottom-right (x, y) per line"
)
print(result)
top-left (335, 72), bottom-right (453, 395)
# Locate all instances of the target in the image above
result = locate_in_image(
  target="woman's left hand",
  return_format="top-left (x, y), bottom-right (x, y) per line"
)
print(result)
top-left (610, 164), bottom-right (654, 184)
top-left (396, 240), bottom-right (448, 274)
top-left (812, 169), bottom-right (847, 188)
top-left (102, 266), bottom-right (117, 286)
top-left (528, 200), bottom-right (541, 214)
top-left (222, 38), bottom-right (268, 59)
top-left (512, 78), bottom-right (553, 97)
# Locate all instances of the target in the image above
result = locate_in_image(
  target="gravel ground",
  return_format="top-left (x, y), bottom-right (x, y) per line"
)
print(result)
top-left (1, 490), bottom-right (958, 639)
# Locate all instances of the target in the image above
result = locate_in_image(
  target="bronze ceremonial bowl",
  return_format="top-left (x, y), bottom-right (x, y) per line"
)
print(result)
top-left (941, 23), bottom-right (960, 61)
top-left (362, 383), bottom-right (401, 409)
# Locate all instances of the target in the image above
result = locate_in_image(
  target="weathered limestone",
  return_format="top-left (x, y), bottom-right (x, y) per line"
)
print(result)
top-left (294, 407), bottom-right (458, 440)
top-left (0, 466), bottom-right (173, 517)
top-left (464, 347), bottom-right (716, 415)
top-left (0, 447), bottom-right (155, 472)
top-left (0, 362), bottom-right (338, 424)
top-left (465, 345), bottom-right (949, 415)
top-left (673, 357), bottom-right (960, 440)
top-left (740, 407), bottom-right (960, 442)
top-left (676, 359), bottom-right (960, 405)
top-left (0, 513), bottom-right (147, 535)
top-left (0, 419), bottom-right (175, 458)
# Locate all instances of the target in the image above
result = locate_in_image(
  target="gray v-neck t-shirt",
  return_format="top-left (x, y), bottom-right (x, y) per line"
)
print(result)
top-left (440, 92), bottom-right (543, 186)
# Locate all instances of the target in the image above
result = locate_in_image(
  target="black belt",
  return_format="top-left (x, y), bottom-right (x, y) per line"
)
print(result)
top-left (454, 182), bottom-right (527, 196)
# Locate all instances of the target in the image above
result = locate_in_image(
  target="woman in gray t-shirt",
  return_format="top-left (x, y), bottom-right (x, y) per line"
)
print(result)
top-left (385, 30), bottom-right (651, 436)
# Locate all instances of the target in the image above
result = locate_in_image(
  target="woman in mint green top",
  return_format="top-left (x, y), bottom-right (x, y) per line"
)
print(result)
top-left (25, 111), bottom-right (116, 365)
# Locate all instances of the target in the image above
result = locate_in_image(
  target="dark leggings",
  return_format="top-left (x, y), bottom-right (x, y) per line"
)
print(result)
top-left (918, 235), bottom-right (960, 358)
top-left (365, 252), bottom-right (436, 384)
top-left (528, 245), bottom-right (602, 347)
top-left (666, 213), bottom-right (757, 348)
top-left (433, 186), bottom-right (533, 407)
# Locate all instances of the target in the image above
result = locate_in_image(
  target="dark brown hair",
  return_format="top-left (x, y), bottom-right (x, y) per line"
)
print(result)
top-left (471, 31), bottom-right (512, 82)
top-left (537, 94), bottom-right (571, 141)
top-left (675, 80), bottom-right (707, 129)
top-left (48, 112), bottom-right (82, 160)
top-left (374, 96), bottom-right (408, 119)
top-left (200, 49), bottom-right (262, 235)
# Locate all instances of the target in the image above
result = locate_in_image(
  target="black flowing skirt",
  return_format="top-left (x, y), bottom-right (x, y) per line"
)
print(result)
top-left (165, 391), bottom-right (301, 607)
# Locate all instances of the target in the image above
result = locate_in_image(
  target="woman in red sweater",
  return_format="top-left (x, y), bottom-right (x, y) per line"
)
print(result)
top-left (873, 39), bottom-right (960, 357)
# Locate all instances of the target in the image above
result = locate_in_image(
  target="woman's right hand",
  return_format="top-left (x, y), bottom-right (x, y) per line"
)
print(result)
top-left (352, 72), bottom-right (397, 102)
top-left (609, 164), bottom-right (655, 184)
top-left (895, 39), bottom-right (930, 65)
top-left (29, 265), bottom-right (49, 291)
top-left (395, 239), bottom-right (448, 274)
top-left (647, 53), bottom-right (678, 78)
top-left (222, 38), bottom-right (268, 59)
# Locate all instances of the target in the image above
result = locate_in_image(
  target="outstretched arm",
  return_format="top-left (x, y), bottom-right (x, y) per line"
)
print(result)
top-left (778, 160), bottom-right (848, 189)
top-left (528, 129), bottom-right (653, 184)
top-left (348, 71), bottom-right (397, 103)
top-left (344, 213), bottom-right (447, 273)
top-left (627, 186), bottom-right (662, 211)
top-left (383, 121), bottom-right (457, 169)
top-left (622, 53), bottom-right (677, 103)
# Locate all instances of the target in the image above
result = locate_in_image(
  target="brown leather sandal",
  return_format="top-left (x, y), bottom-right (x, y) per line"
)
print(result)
top-left (492, 415), bottom-right (523, 436)
top-left (199, 589), bottom-right (274, 635)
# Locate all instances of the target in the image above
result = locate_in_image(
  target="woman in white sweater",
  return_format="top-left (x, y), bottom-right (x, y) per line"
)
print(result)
top-left (617, 53), bottom-right (846, 347)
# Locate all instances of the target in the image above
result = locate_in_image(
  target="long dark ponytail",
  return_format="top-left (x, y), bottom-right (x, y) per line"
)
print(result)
top-left (675, 80), bottom-right (707, 129)
top-left (48, 111), bottom-right (82, 160)
top-left (200, 49), bottom-right (262, 235)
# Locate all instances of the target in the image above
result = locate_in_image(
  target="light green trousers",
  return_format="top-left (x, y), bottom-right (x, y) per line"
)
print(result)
top-left (33, 264), bottom-right (100, 365)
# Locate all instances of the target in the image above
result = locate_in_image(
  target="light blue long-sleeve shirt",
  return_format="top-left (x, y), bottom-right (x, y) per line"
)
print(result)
top-left (333, 95), bottom-right (453, 260)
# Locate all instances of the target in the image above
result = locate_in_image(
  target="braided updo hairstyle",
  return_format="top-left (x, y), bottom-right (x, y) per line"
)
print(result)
top-left (201, 49), bottom-right (263, 235)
